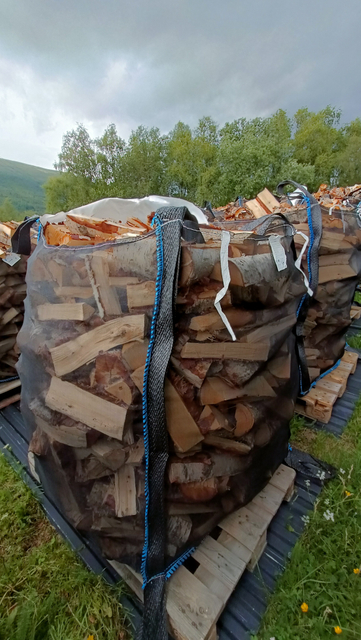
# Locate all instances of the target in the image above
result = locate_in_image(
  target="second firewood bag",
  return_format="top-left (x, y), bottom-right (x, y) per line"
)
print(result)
top-left (17, 202), bottom-right (306, 636)
top-left (276, 181), bottom-right (361, 382)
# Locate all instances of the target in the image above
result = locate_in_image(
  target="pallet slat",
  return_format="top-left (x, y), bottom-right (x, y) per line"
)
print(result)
top-left (111, 463), bottom-right (295, 640)
top-left (296, 351), bottom-right (358, 423)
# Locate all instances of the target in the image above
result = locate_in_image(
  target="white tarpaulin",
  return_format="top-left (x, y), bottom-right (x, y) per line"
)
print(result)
top-left (40, 195), bottom-right (209, 226)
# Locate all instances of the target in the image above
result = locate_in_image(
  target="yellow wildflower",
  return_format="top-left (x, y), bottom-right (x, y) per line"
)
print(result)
top-left (345, 491), bottom-right (351, 497)
top-left (353, 568), bottom-right (360, 574)
top-left (300, 602), bottom-right (308, 613)
top-left (334, 627), bottom-right (342, 635)
top-left (87, 636), bottom-right (95, 640)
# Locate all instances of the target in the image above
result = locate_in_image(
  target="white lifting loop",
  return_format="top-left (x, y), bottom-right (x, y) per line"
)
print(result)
top-left (214, 230), bottom-right (236, 341)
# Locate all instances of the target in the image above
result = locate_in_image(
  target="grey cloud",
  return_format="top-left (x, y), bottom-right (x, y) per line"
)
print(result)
top-left (0, 0), bottom-right (360, 167)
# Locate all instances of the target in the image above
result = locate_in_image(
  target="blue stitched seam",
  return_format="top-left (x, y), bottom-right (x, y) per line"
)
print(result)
top-left (299, 358), bottom-right (342, 397)
top-left (140, 214), bottom-right (164, 587)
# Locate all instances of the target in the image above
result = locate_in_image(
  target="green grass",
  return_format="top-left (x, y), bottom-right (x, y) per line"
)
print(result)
top-left (0, 158), bottom-right (57, 216)
top-left (0, 454), bottom-right (130, 640)
top-left (1, 400), bottom-right (361, 639)
top-left (253, 401), bottom-right (361, 640)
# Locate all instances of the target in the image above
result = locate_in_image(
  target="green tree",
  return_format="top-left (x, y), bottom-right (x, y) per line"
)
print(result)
top-left (0, 197), bottom-right (17, 220)
top-left (121, 126), bottom-right (167, 198)
top-left (43, 173), bottom-right (93, 214)
top-left (55, 124), bottom-right (97, 180)
top-left (94, 124), bottom-right (125, 190)
top-left (216, 110), bottom-right (314, 203)
top-left (292, 106), bottom-right (342, 189)
top-left (336, 118), bottom-right (361, 185)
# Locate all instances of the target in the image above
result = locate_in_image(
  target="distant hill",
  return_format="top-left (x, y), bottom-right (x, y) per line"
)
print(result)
top-left (0, 158), bottom-right (57, 214)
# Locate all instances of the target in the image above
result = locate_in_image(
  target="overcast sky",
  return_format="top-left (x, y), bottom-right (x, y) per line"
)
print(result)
top-left (0, 0), bottom-right (360, 169)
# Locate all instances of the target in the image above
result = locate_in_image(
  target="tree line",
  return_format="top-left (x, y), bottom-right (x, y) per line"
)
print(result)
top-left (44, 106), bottom-right (361, 213)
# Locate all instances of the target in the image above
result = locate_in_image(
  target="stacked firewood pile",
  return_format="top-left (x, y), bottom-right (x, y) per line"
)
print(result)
top-left (215, 185), bottom-right (361, 380)
top-left (0, 221), bottom-right (27, 382)
top-left (282, 204), bottom-right (361, 378)
top-left (18, 209), bottom-right (306, 568)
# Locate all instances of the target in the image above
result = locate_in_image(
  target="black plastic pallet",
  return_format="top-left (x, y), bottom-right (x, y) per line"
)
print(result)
top-left (0, 404), bottom-right (322, 640)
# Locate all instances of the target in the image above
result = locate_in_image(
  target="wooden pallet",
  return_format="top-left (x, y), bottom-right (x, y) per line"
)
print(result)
top-left (350, 305), bottom-right (361, 320)
top-left (110, 463), bottom-right (296, 640)
top-left (0, 378), bottom-right (21, 410)
top-left (296, 351), bottom-right (358, 423)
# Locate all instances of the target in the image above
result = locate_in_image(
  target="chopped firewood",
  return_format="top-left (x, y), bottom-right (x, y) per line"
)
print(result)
top-left (179, 244), bottom-right (220, 286)
top-left (180, 341), bottom-right (269, 361)
top-left (212, 253), bottom-right (281, 289)
top-left (109, 276), bottom-right (141, 286)
top-left (38, 303), bottom-right (95, 321)
top-left (0, 378), bottom-right (21, 395)
top-left (45, 377), bottom-right (127, 441)
top-left (168, 452), bottom-right (247, 484)
top-left (170, 357), bottom-right (211, 389)
top-left (179, 477), bottom-right (222, 502)
top-left (114, 466), bottom-right (137, 517)
top-left (203, 434), bottom-right (251, 454)
top-left (91, 254), bottom-right (122, 316)
top-left (33, 413), bottom-right (89, 448)
top-left (189, 308), bottom-right (254, 332)
top-left (127, 282), bottom-right (156, 310)
top-left (318, 264), bottom-right (356, 284)
top-left (198, 405), bottom-right (233, 434)
top-left (76, 456), bottom-right (114, 482)
top-left (126, 438), bottom-right (145, 465)
top-left (256, 188), bottom-right (279, 213)
top-left (54, 286), bottom-right (93, 299)
top-left (245, 198), bottom-right (267, 218)
top-left (234, 403), bottom-right (256, 436)
top-left (91, 439), bottom-right (126, 471)
top-left (130, 365), bottom-right (145, 392)
top-left (167, 515), bottom-right (192, 546)
top-left (267, 354), bottom-right (291, 379)
top-left (165, 379), bottom-right (204, 452)
top-left (28, 426), bottom-right (49, 456)
top-left (50, 314), bottom-right (145, 376)
top-left (122, 339), bottom-right (149, 370)
top-left (106, 380), bottom-right (133, 405)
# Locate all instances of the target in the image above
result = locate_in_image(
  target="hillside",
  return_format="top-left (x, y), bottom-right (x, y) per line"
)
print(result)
top-left (0, 158), bottom-right (57, 214)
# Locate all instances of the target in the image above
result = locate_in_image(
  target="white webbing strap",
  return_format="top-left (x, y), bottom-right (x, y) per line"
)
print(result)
top-left (295, 231), bottom-right (313, 297)
top-left (214, 231), bottom-right (236, 341)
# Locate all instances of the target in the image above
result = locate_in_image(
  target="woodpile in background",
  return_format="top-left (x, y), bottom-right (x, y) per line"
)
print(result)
top-left (0, 221), bottom-right (27, 404)
top-left (214, 185), bottom-right (361, 379)
top-left (18, 210), bottom-right (306, 569)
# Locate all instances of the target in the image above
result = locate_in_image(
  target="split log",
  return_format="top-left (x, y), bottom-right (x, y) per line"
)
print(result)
top-left (114, 466), bottom-right (137, 517)
top-left (106, 380), bottom-right (133, 405)
top-left (198, 405), bottom-right (233, 434)
top-left (189, 308), bottom-right (254, 332)
top-left (50, 314), bottom-right (145, 376)
top-left (168, 452), bottom-right (247, 484)
top-left (90, 254), bottom-right (123, 316)
top-left (170, 357), bottom-right (211, 389)
top-left (165, 379), bottom-right (204, 452)
top-left (122, 339), bottom-right (149, 370)
top-left (38, 303), bottom-right (95, 321)
top-left (127, 282), bottom-right (156, 310)
top-left (203, 434), bottom-right (251, 454)
top-left (167, 515), bottom-right (192, 546)
top-left (256, 188), bottom-right (279, 213)
top-left (45, 377), bottom-right (127, 441)
top-left (91, 439), bottom-right (127, 471)
top-left (126, 438), bottom-right (145, 465)
top-left (180, 341), bottom-right (270, 361)
top-left (33, 413), bottom-right (89, 448)
top-left (179, 244), bottom-right (220, 286)
top-left (76, 456), bottom-right (114, 482)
